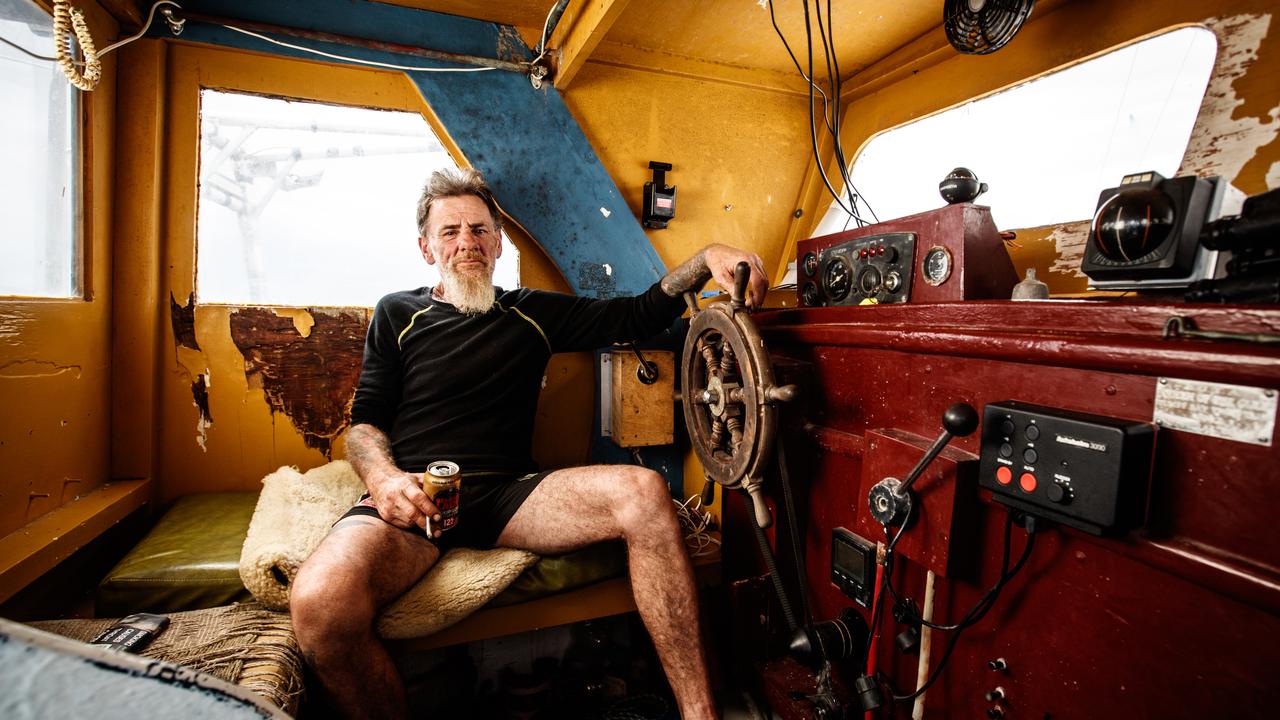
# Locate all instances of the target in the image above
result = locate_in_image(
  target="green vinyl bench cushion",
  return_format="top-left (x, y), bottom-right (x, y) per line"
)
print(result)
top-left (96, 492), bottom-right (257, 617)
top-left (96, 491), bottom-right (625, 621)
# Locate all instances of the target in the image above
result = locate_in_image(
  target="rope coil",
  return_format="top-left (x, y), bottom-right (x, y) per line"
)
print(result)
top-left (53, 0), bottom-right (100, 91)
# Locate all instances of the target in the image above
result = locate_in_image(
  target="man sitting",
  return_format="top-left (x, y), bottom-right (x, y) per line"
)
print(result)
top-left (291, 167), bottom-right (768, 719)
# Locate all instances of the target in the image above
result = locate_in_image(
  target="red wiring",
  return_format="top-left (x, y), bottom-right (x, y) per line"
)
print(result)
top-left (864, 558), bottom-right (887, 720)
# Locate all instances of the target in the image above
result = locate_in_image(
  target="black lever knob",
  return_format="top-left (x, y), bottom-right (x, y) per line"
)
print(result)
top-left (943, 402), bottom-right (980, 437)
top-left (900, 402), bottom-right (979, 495)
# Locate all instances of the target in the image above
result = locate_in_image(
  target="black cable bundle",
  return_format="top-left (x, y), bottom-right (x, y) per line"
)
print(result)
top-left (767, 1), bottom-right (878, 231)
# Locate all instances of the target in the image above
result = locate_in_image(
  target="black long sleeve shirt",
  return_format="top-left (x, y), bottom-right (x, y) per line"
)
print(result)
top-left (350, 282), bottom-right (685, 475)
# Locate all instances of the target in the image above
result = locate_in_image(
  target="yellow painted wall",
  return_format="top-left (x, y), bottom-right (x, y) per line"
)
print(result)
top-left (0, 1), bottom-right (118, 538)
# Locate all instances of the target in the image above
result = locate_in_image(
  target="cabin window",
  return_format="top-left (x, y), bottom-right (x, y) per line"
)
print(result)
top-left (196, 90), bottom-right (518, 306)
top-left (812, 26), bottom-right (1218, 235)
top-left (1, 0), bottom-right (80, 298)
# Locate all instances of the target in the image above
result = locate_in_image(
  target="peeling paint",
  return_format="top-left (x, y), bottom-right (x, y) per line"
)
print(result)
top-left (495, 25), bottom-right (527, 62)
top-left (1046, 220), bottom-right (1091, 280)
top-left (0, 360), bottom-right (83, 379)
top-left (1179, 14), bottom-right (1279, 192)
top-left (229, 308), bottom-right (368, 457)
top-left (169, 292), bottom-right (201, 351)
top-left (600, 207), bottom-right (612, 218)
top-left (577, 263), bottom-right (620, 298)
top-left (192, 373), bottom-right (212, 452)
top-left (271, 307), bottom-right (315, 338)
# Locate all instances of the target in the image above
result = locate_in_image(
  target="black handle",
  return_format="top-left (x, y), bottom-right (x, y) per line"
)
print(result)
top-left (731, 261), bottom-right (751, 309)
top-left (899, 403), bottom-right (979, 494)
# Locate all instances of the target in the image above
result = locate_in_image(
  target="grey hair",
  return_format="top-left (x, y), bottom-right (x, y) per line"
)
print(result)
top-left (415, 167), bottom-right (503, 236)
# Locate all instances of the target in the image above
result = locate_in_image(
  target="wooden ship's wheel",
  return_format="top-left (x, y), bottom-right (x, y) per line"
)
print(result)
top-left (681, 262), bottom-right (797, 528)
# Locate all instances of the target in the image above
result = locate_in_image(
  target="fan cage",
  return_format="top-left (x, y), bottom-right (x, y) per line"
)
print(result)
top-left (944, 0), bottom-right (1036, 55)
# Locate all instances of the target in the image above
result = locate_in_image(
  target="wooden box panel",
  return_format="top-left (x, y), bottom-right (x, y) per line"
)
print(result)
top-left (609, 349), bottom-right (674, 447)
top-left (856, 428), bottom-right (980, 579)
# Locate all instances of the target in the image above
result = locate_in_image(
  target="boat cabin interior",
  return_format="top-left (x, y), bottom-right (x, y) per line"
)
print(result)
top-left (1, 0), bottom-right (1278, 717)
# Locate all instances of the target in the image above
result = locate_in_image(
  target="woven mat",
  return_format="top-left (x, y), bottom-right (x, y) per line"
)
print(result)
top-left (29, 602), bottom-right (303, 716)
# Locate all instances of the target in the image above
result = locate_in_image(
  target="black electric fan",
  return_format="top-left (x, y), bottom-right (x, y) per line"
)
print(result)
top-left (943, 0), bottom-right (1036, 55)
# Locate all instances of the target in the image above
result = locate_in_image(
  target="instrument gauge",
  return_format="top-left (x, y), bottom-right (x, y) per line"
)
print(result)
top-left (922, 246), bottom-right (953, 286)
top-left (802, 252), bottom-right (819, 277)
top-left (823, 257), bottom-right (852, 302)
top-left (801, 282), bottom-right (820, 307)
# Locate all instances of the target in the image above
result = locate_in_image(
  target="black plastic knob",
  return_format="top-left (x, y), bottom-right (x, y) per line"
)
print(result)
top-left (943, 403), bottom-right (980, 437)
top-left (1047, 481), bottom-right (1072, 504)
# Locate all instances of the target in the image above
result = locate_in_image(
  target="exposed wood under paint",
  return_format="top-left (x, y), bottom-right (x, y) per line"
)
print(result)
top-left (228, 308), bottom-right (368, 458)
top-left (0, 479), bottom-right (150, 604)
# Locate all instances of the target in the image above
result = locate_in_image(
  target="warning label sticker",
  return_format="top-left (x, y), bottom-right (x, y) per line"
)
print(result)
top-left (1153, 377), bottom-right (1277, 447)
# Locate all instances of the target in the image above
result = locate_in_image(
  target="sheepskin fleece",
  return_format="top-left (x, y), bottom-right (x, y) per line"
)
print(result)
top-left (239, 460), bottom-right (538, 638)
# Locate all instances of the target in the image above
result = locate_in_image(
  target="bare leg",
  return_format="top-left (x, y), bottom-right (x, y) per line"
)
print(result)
top-left (291, 515), bottom-right (440, 720)
top-left (497, 466), bottom-right (716, 719)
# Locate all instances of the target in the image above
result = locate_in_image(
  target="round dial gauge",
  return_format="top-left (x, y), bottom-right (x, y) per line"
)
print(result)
top-left (801, 282), bottom-right (820, 306)
top-left (922, 246), bottom-right (953, 286)
top-left (824, 257), bottom-right (852, 301)
top-left (802, 252), bottom-right (819, 277)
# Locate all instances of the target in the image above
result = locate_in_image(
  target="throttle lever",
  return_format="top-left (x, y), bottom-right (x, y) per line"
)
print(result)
top-left (868, 403), bottom-right (979, 528)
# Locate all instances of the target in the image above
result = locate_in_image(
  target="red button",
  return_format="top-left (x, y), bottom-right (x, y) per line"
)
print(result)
top-left (1019, 473), bottom-right (1037, 493)
top-left (996, 466), bottom-right (1012, 485)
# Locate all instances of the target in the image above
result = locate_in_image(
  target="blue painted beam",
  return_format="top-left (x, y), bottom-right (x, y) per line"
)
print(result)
top-left (173, 0), bottom-right (666, 298)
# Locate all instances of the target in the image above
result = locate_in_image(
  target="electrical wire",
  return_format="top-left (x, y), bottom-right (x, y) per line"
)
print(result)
top-left (531, 0), bottom-right (569, 67)
top-left (801, 1), bottom-right (856, 220)
top-left (890, 514), bottom-right (1038, 703)
top-left (220, 25), bottom-right (496, 73)
top-left (674, 495), bottom-right (721, 558)
top-left (767, 1), bottom-right (879, 229)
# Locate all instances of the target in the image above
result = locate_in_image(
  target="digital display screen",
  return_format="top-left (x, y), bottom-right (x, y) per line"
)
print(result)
top-left (831, 528), bottom-right (874, 607)
top-left (833, 538), bottom-right (866, 584)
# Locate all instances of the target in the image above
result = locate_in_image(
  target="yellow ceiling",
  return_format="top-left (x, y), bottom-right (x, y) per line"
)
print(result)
top-left (380, 1), bottom-right (946, 82)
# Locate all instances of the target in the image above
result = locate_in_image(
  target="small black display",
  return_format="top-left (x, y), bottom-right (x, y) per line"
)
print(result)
top-left (831, 527), bottom-right (876, 608)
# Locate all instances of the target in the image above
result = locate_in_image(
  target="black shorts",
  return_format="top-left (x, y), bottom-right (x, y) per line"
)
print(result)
top-left (337, 470), bottom-right (553, 551)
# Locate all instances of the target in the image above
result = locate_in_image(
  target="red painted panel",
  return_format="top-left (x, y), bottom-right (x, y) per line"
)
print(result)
top-left (731, 302), bottom-right (1280, 719)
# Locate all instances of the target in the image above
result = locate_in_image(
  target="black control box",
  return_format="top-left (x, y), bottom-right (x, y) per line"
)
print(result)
top-left (978, 401), bottom-right (1155, 536)
top-left (800, 232), bottom-right (916, 307)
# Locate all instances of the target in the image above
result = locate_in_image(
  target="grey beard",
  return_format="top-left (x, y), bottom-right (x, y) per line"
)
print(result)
top-left (439, 266), bottom-right (496, 315)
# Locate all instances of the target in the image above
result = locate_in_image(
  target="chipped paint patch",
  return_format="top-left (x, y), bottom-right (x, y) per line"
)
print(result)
top-left (1179, 14), bottom-right (1279, 191)
top-left (1046, 220), bottom-right (1091, 280)
top-left (229, 308), bottom-right (368, 457)
top-left (0, 360), bottom-right (83, 379)
top-left (272, 307), bottom-right (315, 338)
top-left (192, 372), bottom-right (212, 452)
top-left (600, 207), bottom-right (612, 218)
top-left (577, 263), bottom-right (620, 298)
top-left (169, 292), bottom-right (200, 351)
top-left (603, 263), bottom-right (613, 276)
top-left (495, 24), bottom-right (527, 62)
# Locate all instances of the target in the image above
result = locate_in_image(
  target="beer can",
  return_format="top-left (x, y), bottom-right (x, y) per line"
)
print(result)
top-left (425, 460), bottom-right (461, 531)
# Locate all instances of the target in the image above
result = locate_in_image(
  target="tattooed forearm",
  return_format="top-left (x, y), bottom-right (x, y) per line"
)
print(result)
top-left (660, 248), bottom-right (712, 297)
top-left (345, 423), bottom-right (396, 480)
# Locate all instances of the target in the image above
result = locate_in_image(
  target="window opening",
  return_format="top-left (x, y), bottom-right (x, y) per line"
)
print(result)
top-left (196, 90), bottom-right (518, 307)
top-left (811, 26), bottom-right (1218, 236)
top-left (0, 0), bottom-right (80, 298)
